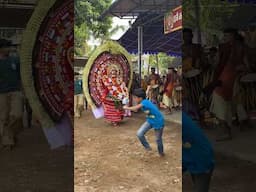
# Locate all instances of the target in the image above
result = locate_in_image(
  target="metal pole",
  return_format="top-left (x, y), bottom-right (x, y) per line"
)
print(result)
top-left (194, 0), bottom-right (202, 44)
top-left (138, 26), bottom-right (143, 84)
top-left (156, 54), bottom-right (159, 74)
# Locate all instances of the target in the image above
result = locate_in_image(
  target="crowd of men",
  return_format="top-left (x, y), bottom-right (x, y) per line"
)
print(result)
top-left (182, 26), bottom-right (256, 141)
top-left (131, 66), bottom-right (182, 114)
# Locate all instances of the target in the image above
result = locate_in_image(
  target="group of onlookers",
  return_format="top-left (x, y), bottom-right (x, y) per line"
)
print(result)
top-left (138, 66), bottom-right (182, 114)
top-left (182, 26), bottom-right (256, 141)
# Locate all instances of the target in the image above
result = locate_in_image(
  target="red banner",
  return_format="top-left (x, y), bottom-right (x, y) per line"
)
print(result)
top-left (164, 6), bottom-right (182, 34)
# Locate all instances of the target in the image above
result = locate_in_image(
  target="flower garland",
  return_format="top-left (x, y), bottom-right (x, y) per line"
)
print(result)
top-left (106, 95), bottom-right (123, 110)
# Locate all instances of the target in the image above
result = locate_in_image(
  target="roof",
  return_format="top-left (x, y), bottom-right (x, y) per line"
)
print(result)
top-left (222, 0), bottom-right (256, 4)
top-left (100, 0), bottom-right (182, 57)
top-left (100, 0), bottom-right (181, 19)
top-left (0, 1), bottom-right (36, 28)
top-left (75, 56), bottom-right (88, 67)
top-left (118, 12), bottom-right (182, 57)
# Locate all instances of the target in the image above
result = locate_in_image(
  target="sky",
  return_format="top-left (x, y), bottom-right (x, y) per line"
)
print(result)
top-left (110, 17), bottom-right (131, 40)
top-left (88, 17), bottom-right (133, 46)
top-left (87, 0), bottom-right (136, 46)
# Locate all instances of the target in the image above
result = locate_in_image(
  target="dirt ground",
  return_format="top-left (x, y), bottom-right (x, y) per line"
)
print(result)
top-left (0, 124), bottom-right (73, 192)
top-left (74, 110), bottom-right (182, 192)
top-left (183, 120), bottom-right (256, 192)
top-left (183, 153), bottom-right (256, 192)
top-left (3, 110), bottom-right (256, 192)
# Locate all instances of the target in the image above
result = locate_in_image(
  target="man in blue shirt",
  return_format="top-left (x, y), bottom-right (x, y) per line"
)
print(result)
top-left (74, 78), bottom-right (83, 95)
top-left (183, 112), bottom-right (215, 192)
top-left (0, 39), bottom-right (23, 150)
top-left (74, 77), bottom-right (84, 118)
top-left (124, 88), bottom-right (165, 156)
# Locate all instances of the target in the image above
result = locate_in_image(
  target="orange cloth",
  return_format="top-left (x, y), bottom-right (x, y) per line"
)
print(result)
top-left (214, 42), bottom-right (245, 100)
top-left (165, 83), bottom-right (174, 98)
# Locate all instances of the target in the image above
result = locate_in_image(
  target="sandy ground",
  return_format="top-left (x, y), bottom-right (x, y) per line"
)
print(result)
top-left (183, 153), bottom-right (256, 192)
top-left (74, 110), bottom-right (182, 192)
top-left (0, 124), bottom-right (73, 192)
top-left (2, 109), bottom-right (256, 192)
top-left (183, 121), bottom-right (256, 192)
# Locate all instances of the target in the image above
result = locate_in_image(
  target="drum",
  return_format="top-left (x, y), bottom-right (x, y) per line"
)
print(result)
top-left (175, 86), bottom-right (182, 91)
top-left (240, 73), bottom-right (256, 82)
top-left (152, 84), bottom-right (159, 89)
top-left (183, 57), bottom-right (193, 73)
top-left (202, 68), bottom-right (215, 88)
top-left (183, 69), bottom-right (202, 105)
top-left (240, 73), bottom-right (256, 112)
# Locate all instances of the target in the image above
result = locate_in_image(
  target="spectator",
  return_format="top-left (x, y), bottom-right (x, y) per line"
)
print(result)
top-left (0, 39), bottom-right (23, 150)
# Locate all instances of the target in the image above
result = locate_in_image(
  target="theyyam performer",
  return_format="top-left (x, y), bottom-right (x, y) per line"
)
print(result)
top-left (84, 41), bottom-right (133, 126)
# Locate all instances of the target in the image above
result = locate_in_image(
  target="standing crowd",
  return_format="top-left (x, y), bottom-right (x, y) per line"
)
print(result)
top-left (138, 66), bottom-right (182, 114)
top-left (182, 26), bottom-right (256, 141)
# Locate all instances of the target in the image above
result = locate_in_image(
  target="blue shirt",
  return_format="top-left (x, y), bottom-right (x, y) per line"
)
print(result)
top-left (141, 99), bottom-right (164, 129)
top-left (182, 112), bottom-right (214, 174)
top-left (74, 79), bottom-right (83, 95)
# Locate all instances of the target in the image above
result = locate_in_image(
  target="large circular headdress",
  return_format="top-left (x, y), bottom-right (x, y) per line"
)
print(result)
top-left (83, 41), bottom-right (133, 110)
top-left (20, 0), bottom-right (73, 128)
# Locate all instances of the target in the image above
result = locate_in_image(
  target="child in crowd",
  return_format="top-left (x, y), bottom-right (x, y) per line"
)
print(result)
top-left (123, 88), bottom-right (165, 156)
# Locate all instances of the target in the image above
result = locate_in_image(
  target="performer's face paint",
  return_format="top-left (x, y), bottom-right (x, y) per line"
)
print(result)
top-left (111, 69), bottom-right (118, 76)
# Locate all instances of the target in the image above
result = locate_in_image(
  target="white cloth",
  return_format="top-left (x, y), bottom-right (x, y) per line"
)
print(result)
top-left (210, 92), bottom-right (233, 126)
top-left (0, 91), bottom-right (23, 145)
top-left (42, 114), bottom-right (72, 149)
top-left (122, 97), bottom-right (129, 105)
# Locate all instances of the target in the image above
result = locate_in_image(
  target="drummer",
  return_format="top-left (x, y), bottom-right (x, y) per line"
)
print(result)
top-left (162, 66), bottom-right (178, 114)
top-left (182, 28), bottom-right (205, 126)
top-left (210, 29), bottom-right (247, 141)
top-left (233, 27), bottom-right (256, 130)
top-left (146, 67), bottom-right (161, 105)
top-left (182, 28), bottom-right (204, 105)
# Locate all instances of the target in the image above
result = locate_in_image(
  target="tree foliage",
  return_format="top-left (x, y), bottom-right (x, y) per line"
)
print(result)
top-left (75, 0), bottom-right (113, 56)
top-left (183, 0), bottom-right (237, 44)
top-left (148, 53), bottom-right (177, 74)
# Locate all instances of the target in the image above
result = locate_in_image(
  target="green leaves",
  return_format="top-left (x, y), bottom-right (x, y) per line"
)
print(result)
top-left (75, 0), bottom-right (113, 56)
top-left (148, 53), bottom-right (177, 74)
top-left (183, 0), bottom-right (237, 44)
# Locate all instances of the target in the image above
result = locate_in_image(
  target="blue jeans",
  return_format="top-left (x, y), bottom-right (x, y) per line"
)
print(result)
top-left (137, 121), bottom-right (164, 154)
